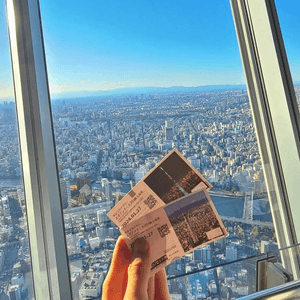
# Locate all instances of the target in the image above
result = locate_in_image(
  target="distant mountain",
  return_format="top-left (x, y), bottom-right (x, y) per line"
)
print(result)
top-left (50, 84), bottom-right (247, 100)
top-left (2, 81), bottom-right (299, 103)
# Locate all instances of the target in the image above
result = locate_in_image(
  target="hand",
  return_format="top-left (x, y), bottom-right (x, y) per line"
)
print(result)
top-left (102, 236), bottom-right (171, 300)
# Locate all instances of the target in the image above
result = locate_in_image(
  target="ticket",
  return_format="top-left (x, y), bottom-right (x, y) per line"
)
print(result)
top-left (120, 189), bottom-right (227, 275)
top-left (108, 149), bottom-right (212, 227)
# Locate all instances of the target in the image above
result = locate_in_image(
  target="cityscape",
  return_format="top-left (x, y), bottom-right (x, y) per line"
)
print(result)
top-left (1, 85), bottom-right (299, 300)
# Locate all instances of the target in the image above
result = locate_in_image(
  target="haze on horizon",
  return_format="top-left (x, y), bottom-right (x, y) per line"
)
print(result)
top-left (0, 0), bottom-right (299, 100)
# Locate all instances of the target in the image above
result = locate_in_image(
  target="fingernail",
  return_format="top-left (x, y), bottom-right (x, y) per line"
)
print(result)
top-left (132, 238), bottom-right (149, 257)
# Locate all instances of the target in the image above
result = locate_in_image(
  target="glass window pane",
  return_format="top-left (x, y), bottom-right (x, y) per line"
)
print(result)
top-left (40, 0), bottom-right (279, 298)
top-left (0, 2), bottom-right (34, 300)
top-left (167, 244), bottom-right (300, 299)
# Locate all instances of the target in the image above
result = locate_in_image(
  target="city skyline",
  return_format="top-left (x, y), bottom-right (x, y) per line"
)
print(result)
top-left (0, 87), bottom-right (283, 299)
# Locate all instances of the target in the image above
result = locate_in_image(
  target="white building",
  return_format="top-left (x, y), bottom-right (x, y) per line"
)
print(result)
top-left (71, 270), bottom-right (82, 300)
top-left (97, 209), bottom-right (109, 225)
top-left (79, 273), bottom-right (103, 299)
top-left (165, 120), bottom-right (174, 141)
top-left (89, 237), bottom-right (100, 251)
top-left (101, 178), bottom-right (112, 201)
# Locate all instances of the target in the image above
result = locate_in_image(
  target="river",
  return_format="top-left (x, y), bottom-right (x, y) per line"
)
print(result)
top-left (0, 179), bottom-right (272, 222)
top-left (116, 183), bottom-right (272, 222)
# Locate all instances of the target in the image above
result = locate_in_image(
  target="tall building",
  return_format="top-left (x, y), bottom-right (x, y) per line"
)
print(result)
top-left (60, 178), bottom-right (71, 209)
top-left (97, 150), bottom-right (103, 172)
top-left (101, 178), bottom-right (112, 202)
top-left (226, 246), bottom-right (237, 262)
top-left (165, 120), bottom-right (174, 141)
top-left (0, 250), bottom-right (4, 273)
top-left (71, 270), bottom-right (82, 300)
top-left (193, 249), bottom-right (202, 262)
top-left (97, 209), bottom-right (110, 228)
top-left (96, 227), bottom-right (108, 241)
top-left (193, 245), bottom-right (211, 263)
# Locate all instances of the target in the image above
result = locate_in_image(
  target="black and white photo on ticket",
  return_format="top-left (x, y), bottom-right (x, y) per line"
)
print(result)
top-left (143, 149), bottom-right (212, 204)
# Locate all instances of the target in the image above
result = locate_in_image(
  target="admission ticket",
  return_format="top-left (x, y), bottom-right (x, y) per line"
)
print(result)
top-left (120, 189), bottom-right (227, 275)
top-left (107, 149), bottom-right (227, 274)
top-left (108, 149), bottom-right (212, 227)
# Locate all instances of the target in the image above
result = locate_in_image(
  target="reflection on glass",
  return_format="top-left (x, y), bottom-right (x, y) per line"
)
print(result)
top-left (0, 113), bottom-right (35, 299)
top-left (40, 0), bottom-right (277, 298)
top-left (168, 245), bottom-right (300, 299)
top-left (168, 256), bottom-right (259, 299)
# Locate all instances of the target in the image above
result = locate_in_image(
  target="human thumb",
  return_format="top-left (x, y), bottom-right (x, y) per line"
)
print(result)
top-left (124, 238), bottom-right (151, 300)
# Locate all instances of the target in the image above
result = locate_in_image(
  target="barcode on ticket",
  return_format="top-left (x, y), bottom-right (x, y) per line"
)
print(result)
top-left (144, 194), bottom-right (157, 209)
top-left (151, 255), bottom-right (168, 270)
top-left (157, 224), bottom-right (170, 238)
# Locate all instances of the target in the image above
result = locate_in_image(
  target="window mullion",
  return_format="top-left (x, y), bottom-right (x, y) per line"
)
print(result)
top-left (6, 0), bottom-right (73, 299)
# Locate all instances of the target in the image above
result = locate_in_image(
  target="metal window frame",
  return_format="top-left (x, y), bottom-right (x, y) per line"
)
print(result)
top-left (230, 0), bottom-right (300, 278)
top-left (6, 0), bottom-right (72, 299)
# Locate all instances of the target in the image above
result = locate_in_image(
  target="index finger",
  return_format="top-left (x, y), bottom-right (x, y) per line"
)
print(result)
top-left (102, 235), bottom-right (131, 300)
top-left (110, 235), bottom-right (131, 273)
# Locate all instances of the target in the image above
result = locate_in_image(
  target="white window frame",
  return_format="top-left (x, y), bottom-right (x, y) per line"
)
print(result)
top-left (231, 0), bottom-right (300, 278)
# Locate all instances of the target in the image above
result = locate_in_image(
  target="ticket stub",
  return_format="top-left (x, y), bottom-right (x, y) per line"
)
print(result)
top-left (108, 149), bottom-right (212, 227)
top-left (120, 207), bottom-right (184, 275)
top-left (120, 189), bottom-right (227, 275)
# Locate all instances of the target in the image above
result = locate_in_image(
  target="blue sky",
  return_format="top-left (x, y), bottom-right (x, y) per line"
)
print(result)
top-left (0, 0), bottom-right (299, 99)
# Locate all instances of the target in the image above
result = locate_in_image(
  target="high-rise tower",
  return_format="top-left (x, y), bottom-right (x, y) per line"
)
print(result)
top-left (165, 120), bottom-right (174, 141)
top-left (101, 178), bottom-right (113, 202)
top-left (60, 178), bottom-right (71, 209)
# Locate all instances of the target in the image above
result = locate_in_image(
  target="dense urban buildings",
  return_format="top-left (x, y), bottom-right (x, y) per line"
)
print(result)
top-left (1, 86), bottom-right (299, 299)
